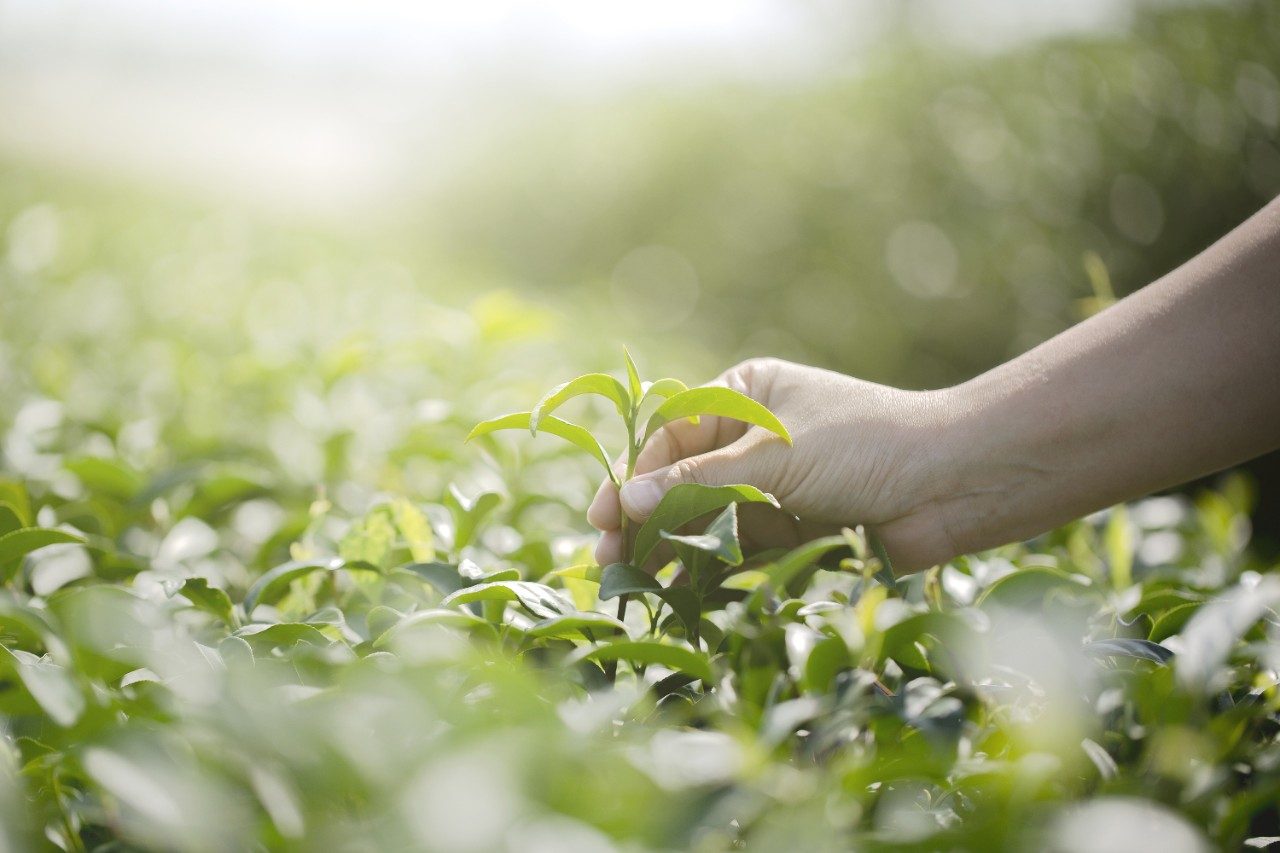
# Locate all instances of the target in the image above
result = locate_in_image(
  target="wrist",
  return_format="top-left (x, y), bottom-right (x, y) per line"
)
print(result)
top-left (925, 363), bottom-right (1059, 558)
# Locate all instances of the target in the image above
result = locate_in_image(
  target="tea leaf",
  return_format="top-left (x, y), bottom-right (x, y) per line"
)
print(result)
top-left (598, 563), bottom-right (662, 600)
top-left (633, 483), bottom-right (778, 567)
top-left (444, 486), bottom-right (502, 551)
top-left (643, 387), bottom-right (791, 447)
top-left (0, 528), bottom-right (85, 576)
top-left (530, 373), bottom-right (630, 434)
top-left (176, 578), bottom-right (236, 626)
top-left (244, 559), bottom-right (378, 613)
top-left (64, 456), bottom-right (144, 501)
top-left (234, 622), bottom-right (331, 650)
top-left (640, 378), bottom-right (689, 408)
top-left (659, 502), bottom-right (743, 567)
top-left (1176, 577), bottom-right (1280, 691)
top-left (1084, 637), bottom-right (1173, 664)
top-left (526, 612), bottom-right (627, 639)
top-left (0, 648), bottom-right (84, 727)
top-left (441, 580), bottom-right (576, 620)
top-left (467, 412), bottom-right (616, 483)
top-left (623, 347), bottom-right (643, 405)
top-left (576, 640), bottom-right (713, 682)
top-left (396, 561), bottom-right (470, 597)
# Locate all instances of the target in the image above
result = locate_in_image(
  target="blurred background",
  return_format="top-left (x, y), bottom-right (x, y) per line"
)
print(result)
top-left (2, 0), bottom-right (1278, 551)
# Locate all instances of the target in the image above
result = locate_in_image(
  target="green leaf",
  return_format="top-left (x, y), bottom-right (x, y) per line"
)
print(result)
top-left (877, 611), bottom-right (967, 670)
top-left (244, 558), bottom-right (379, 613)
top-left (623, 347), bottom-right (643, 404)
top-left (0, 482), bottom-right (32, 528)
top-left (531, 373), bottom-right (630, 434)
top-left (390, 498), bottom-right (435, 562)
top-left (0, 598), bottom-right (55, 652)
top-left (0, 648), bottom-right (84, 727)
top-left (802, 636), bottom-right (851, 694)
top-left (176, 577), bottom-right (235, 626)
top-left (244, 560), bottom-right (335, 613)
top-left (868, 531), bottom-right (898, 591)
top-left (64, 456), bottom-right (144, 501)
top-left (396, 562), bottom-right (470, 597)
top-left (744, 537), bottom-right (847, 608)
top-left (643, 386), bottom-right (791, 447)
top-left (0, 528), bottom-right (85, 576)
top-left (575, 640), bottom-right (713, 682)
top-left (1149, 602), bottom-right (1200, 642)
top-left (1104, 505), bottom-right (1134, 590)
top-left (1085, 638), bottom-right (1173, 664)
top-left (639, 378), bottom-right (689, 410)
top-left (633, 484), bottom-right (779, 567)
top-left (441, 580), bottom-right (575, 620)
top-left (338, 505), bottom-right (397, 569)
top-left (655, 586), bottom-right (701, 638)
top-left (660, 503), bottom-right (743, 567)
top-left (1176, 578), bottom-right (1280, 691)
top-left (0, 504), bottom-right (26, 537)
top-left (444, 486), bottom-right (502, 551)
top-left (598, 563), bottom-right (662, 600)
top-left (467, 412), bottom-right (617, 485)
top-left (234, 622), bottom-right (331, 649)
top-left (526, 612), bottom-right (627, 639)
top-left (373, 608), bottom-right (499, 647)
top-left (976, 566), bottom-right (1089, 610)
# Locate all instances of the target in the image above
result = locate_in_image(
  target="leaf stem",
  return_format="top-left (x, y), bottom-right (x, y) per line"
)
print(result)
top-left (607, 408), bottom-right (641, 681)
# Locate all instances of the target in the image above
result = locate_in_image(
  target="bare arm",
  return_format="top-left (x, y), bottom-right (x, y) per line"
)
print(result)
top-left (588, 197), bottom-right (1280, 572)
top-left (934, 195), bottom-right (1280, 557)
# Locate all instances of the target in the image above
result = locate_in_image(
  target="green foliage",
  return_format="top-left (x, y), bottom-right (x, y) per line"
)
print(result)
top-left (1, 4), bottom-right (1279, 848)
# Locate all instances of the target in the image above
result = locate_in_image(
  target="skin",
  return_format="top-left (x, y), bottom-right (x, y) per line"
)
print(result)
top-left (589, 196), bottom-right (1280, 574)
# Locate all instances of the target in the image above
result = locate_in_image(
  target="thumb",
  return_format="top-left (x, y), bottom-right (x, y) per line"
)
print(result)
top-left (618, 449), bottom-right (747, 521)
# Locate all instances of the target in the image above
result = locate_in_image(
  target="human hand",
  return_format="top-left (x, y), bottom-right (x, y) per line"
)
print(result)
top-left (587, 357), bottom-right (962, 573)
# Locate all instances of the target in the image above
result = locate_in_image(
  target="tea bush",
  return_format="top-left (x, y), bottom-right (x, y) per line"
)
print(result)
top-left (2, 187), bottom-right (1280, 851)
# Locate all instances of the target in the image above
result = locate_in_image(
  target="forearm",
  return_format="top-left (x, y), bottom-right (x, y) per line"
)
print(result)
top-left (936, 196), bottom-right (1280, 555)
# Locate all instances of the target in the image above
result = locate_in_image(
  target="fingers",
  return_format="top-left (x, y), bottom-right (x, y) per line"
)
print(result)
top-left (587, 358), bottom-right (781, 536)
top-left (618, 443), bottom-right (749, 521)
top-left (586, 478), bottom-right (621, 531)
top-left (586, 407), bottom-right (733, 531)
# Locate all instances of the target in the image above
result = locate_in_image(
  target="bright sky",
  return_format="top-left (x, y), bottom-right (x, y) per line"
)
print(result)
top-left (0, 0), bottom-right (1128, 217)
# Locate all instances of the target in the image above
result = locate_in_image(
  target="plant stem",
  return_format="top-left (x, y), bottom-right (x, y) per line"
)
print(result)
top-left (607, 414), bottom-right (641, 682)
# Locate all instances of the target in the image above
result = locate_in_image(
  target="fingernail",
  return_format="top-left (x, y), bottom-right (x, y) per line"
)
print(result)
top-left (620, 478), bottom-right (663, 517)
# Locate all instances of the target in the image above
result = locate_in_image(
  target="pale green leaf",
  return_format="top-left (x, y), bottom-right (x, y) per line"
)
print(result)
top-left (530, 373), bottom-right (630, 434)
top-left (623, 347), bottom-right (643, 404)
top-left (575, 640), bottom-right (713, 682)
top-left (441, 580), bottom-right (576, 620)
top-left (467, 412), bottom-right (617, 484)
top-left (643, 387), bottom-right (791, 447)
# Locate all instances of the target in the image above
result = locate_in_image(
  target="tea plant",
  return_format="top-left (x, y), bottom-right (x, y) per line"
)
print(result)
top-left (5, 184), bottom-right (1280, 851)
top-left (467, 351), bottom-right (798, 640)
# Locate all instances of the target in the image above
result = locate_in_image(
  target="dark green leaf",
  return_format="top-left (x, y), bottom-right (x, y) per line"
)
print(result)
top-left (633, 483), bottom-right (778, 567)
top-left (660, 502), bottom-right (743, 567)
top-left (598, 563), bottom-right (661, 600)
